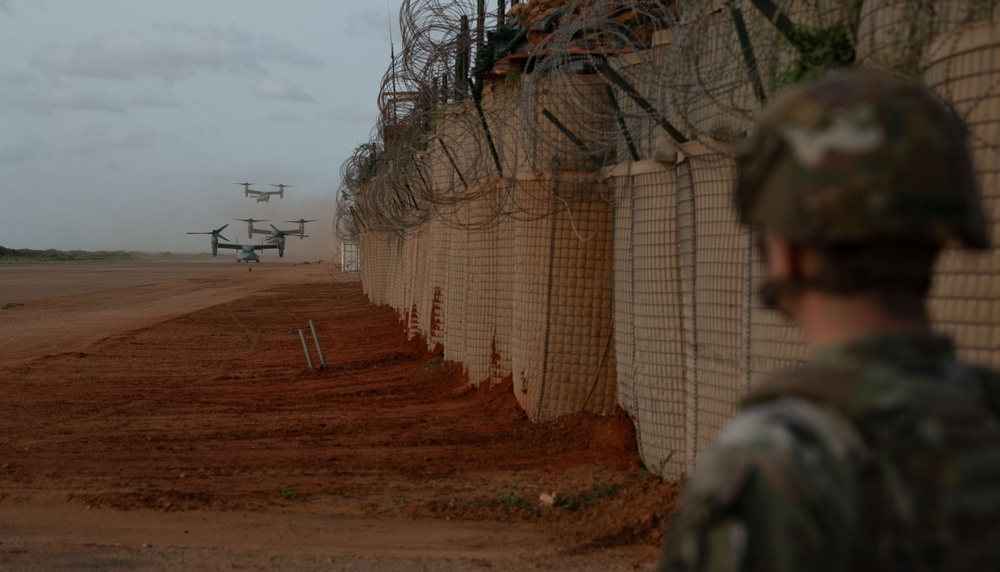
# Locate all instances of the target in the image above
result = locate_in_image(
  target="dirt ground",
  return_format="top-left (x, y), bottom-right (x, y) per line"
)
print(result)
top-left (0, 261), bottom-right (681, 571)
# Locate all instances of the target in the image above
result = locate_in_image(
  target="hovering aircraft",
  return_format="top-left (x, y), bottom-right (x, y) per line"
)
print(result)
top-left (234, 182), bottom-right (254, 195)
top-left (249, 224), bottom-right (304, 255)
top-left (247, 219), bottom-right (309, 240)
top-left (235, 218), bottom-right (269, 239)
top-left (187, 224), bottom-right (230, 255)
top-left (235, 181), bottom-right (286, 202)
top-left (188, 223), bottom-right (282, 261)
top-left (284, 219), bottom-right (316, 239)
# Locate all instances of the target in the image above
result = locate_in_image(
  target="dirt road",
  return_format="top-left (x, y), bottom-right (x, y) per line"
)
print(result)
top-left (0, 261), bottom-right (679, 571)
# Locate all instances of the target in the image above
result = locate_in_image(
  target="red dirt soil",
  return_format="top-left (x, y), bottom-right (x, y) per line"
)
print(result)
top-left (0, 262), bottom-right (681, 571)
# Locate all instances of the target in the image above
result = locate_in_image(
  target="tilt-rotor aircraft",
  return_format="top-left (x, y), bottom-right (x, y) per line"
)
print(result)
top-left (283, 219), bottom-right (316, 239)
top-left (235, 182), bottom-right (289, 203)
top-left (235, 218), bottom-right (268, 239)
top-left (249, 220), bottom-right (312, 241)
top-left (247, 224), bottom-right (305, 253)
top-left (187, 224), bottom-right (282, 262)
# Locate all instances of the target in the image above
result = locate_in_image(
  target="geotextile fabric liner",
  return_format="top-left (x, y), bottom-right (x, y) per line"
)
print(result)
top-left (630, 160), bottom-right (689, 479)
top-left (922, 18), bottom-right (1000, 369)
top-left (512, 175), bottom-right (617, 421)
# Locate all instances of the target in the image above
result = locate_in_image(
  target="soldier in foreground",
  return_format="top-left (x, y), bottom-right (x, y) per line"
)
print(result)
top-left (658, 70), bottom-right (1000, 571)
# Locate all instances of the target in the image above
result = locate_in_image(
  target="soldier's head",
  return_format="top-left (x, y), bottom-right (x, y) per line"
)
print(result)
top-left (735, 69), bottom-right (988, 316)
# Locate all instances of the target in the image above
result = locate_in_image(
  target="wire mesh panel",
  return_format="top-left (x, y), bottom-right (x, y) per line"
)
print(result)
top-left (677, 159), bottom-right (699, 477)
top-left (857, 0), bottom-right (930, 76)
top-left (631, 160), bottom-right (688, 479)
top-left (922, 18), bottom-right (1000, 368)
top-left (525, 73), bottom-right (614, 174)
top-left (359, 232), bottom-right (374, 300)
top-left (407, 226), bottom-right (428, 340)
top-left (668, 1), bottom-right (762, 142)
top-left (494, 180), bottom-right (516, 385)
top-left (342, 241), bottom-right (360, 273)
top-left (464, 189), bottom-right (499, 386)
top-left (511, 174), bottom-right (617, 420)
top-left (484, 81), bottom-right (529, 181)
top-left (858, 0), bottom-right (1000, 77)
top-left (608, 32), bottom-right (679, 163)
top-left (608, 163), bottom-right (637, 415)
top-left (360, 231), bottom-right (391, 306)
top-left (428, 219), bottom-right (450, 350)
top-left (386, 231), bottom-right (405, 313)
top-left (402, 228), bottom-right (416, 324)
top-left (512, 177), bottom-right (554, 417)
top-left (685, 141), bottom-right (749, 469)
top-left (538, 175), bottom-right (617, 419)
top-left (445, 212), bottom-right (470, 370)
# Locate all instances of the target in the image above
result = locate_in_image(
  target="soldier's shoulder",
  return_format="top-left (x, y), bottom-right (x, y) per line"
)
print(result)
top-left (661, 397), bottom-right (866, 571)
top-left (685, 395), bottom-right (866, 508)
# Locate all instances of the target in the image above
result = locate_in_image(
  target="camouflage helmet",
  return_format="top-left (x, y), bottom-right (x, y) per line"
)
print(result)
top-left (735, 69), bottom-right (989, 250)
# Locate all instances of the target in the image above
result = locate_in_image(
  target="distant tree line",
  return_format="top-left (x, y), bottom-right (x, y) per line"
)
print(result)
top-left (0, 246), bottom-right (209, 263)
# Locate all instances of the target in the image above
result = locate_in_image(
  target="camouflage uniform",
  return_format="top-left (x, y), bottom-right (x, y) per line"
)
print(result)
top-left (658, 71), bottom-right (1000, 571)
top-left (659, 332), bottom-right (1000, 571)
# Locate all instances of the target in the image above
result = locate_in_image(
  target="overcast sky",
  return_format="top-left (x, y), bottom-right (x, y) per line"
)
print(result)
top-left (0, 0), bottom-right (404, 258)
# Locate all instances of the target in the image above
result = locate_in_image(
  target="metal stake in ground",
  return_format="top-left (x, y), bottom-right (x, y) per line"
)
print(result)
top-left (309, 320), bottom-right (327, 369)
top-left (298, 329), bottom-right (314, 369)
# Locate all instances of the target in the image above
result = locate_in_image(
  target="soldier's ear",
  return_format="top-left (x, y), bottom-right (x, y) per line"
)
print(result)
top-left (762, 231), bottom-right (796, 282)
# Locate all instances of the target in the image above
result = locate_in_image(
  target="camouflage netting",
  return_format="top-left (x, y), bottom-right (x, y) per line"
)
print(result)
top-left (337, 0), bottom-right (1000, 478)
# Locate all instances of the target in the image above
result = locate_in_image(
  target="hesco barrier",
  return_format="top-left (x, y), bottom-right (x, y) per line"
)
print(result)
top-left (353, 4), bottom-right (1000, 478)
top-left (923, 18), bottom-right (1000, 369)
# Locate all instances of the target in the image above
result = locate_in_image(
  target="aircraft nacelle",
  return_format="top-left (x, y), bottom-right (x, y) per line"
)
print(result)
top-left (187, 224), bottom-right (229, 257)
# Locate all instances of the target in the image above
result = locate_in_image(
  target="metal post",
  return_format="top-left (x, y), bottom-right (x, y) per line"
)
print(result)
top-left (309, 320), bottom-right (327, 368)
top-left (298, 329), bottom-right (314, 369)
top-left (476, 0), bottom-right (485, 46)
